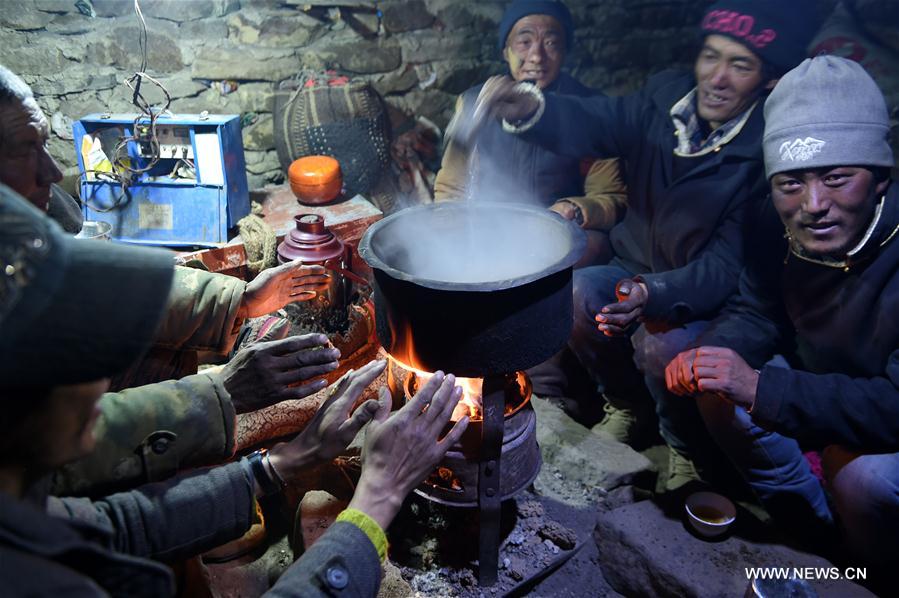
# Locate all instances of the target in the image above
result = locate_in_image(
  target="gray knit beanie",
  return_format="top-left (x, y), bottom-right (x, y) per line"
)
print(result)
top-left (763, 56), bottom-right (893, 179)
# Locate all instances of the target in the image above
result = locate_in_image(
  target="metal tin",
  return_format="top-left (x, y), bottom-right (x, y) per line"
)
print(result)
top-left (277, 213), bottom-right (348, 308)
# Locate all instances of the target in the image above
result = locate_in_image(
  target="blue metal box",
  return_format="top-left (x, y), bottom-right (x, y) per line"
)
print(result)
top-left (73, 113), bottom-right (250, 247)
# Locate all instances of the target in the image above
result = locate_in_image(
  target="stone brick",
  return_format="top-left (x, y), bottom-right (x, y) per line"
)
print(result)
top-left (0, 29), bottom-right (28, 55)
top-left (300, 38), bottom-right (402, 75)
top-left (434, 2), bottom-right (503, 31)
top-left (35, 94), bottom-right (60, 117)
top-left (46, 135), bottom-right (77, 171)
top-left (46, 13), bottom-right (95, 35)
top-left (244, 149), bottom-right (281, 175)
top-left (232, 82), bottom-right (276, 113)
top-left (214, 82), bottom-right (277, 114)
top-left (227, 8), bottom-right (320, 47)
top-left (0, 7), bottom-right (54, 30)
top-left (95, 88), bottom-right (139, 114)
top-left (154, 74), bottom-right (207, 101)
top-left (387, 88), bottom-right (455, 128)
top-left (50, 111), bottom-right (74, 140)
top-left (178, 16), bottom-right (229, 42)
top-left (372, 66), bottom-right (419, 96)
top-left (90, 1), bottom-right (131, 17)
top-left (72, 27), bottom-right (183, 71)
top-left (3, 46), bottom-right (67, 79)
top-left (30, 68), bottom-right (120, 99)
top-left (191, 47), bottom-right (299, 81)
top-left (382, 0), bottom-right (434, 33)
top-left (436, 61), bottom-right (501, 95)
top-left (174, 83), bottom-right (274, 115)
top-left (50, 90), bottom-right (110, 122)
top-left (34, 0), bottom-right (77, 12)
top-left (595, 499), bottom-right (875, 598)
top-left (532, 397), bottom-right (654, 508)
top-left (398, 31), bottom-right (487, 63)
top-left (139, 0), bottom-right (239, 22)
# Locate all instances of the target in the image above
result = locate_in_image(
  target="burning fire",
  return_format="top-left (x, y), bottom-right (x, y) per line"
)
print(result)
top-left (390, 355), bottom-right (483, 420)
top-left (386, 319), bottom-right (484, 420)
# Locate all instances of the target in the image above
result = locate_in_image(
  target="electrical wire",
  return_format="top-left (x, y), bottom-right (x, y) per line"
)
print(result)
top-left (81, 0), bottom-right (172, 212)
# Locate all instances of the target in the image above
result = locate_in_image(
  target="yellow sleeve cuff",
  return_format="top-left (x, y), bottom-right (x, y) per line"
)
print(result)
top-left (336, 508), bottom-right (388, 562)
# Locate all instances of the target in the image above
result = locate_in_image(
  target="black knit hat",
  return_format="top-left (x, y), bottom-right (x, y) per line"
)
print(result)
top-left (700, 0), bottom-right (821, 75)
top-left (497, 0), bottom-right (574, 54)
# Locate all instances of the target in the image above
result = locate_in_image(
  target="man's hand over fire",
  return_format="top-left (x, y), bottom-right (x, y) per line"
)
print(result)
top-left (595, 279), bottom-right (648, 336)
top-left (242, 260), bottom-right (331, 318)
top-left (348, 371), bottom-right (468, 530)
top-left (267, 359), bottom-right (386, 481)
top-left (223, 333), bottom-right (340, 413)
top-left (665, 346), bottom-right (758, 410)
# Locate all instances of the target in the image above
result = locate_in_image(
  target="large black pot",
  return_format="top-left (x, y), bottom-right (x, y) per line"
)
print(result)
top-left (359, 202), bottom-right (585, 377)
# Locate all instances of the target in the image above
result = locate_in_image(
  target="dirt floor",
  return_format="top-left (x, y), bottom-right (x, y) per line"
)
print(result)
top-left (386, 490), bottom-right (611, 597)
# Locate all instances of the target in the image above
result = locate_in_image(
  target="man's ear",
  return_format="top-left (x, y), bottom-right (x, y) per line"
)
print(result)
top-left (764, 78), bottom-right (779, 91)
top-left (875, 176), bottom-right (891, 197)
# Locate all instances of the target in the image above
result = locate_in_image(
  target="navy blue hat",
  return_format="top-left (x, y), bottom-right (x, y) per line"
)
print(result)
top-left (497, 0), bottom-right (574, 54)
top-left (700, 0), bottom-right (821, 75)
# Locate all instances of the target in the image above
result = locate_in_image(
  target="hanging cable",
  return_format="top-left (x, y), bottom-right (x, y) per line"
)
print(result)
top-left (82, 0), bottom-right (173, 212)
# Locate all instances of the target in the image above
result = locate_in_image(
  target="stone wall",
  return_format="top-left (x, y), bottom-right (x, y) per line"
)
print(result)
top-left (2, 0), bottom-right (894, 191)
top-left (0, 0), bottom-right (715, 190)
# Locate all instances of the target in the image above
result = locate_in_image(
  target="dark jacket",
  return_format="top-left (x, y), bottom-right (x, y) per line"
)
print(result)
top-left (435, 73), bottom-right (627, 231)
top-left (0, 462), bottom-right (381, 597)
top-left (702, 182), bottom-right (899, 451)
top-left (524, 70), bottom-right (769, 322)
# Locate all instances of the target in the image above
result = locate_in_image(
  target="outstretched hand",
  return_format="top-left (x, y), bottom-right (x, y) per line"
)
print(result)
top-left (348, 371), bottom-right (468, 529)
top-left (665, 346), bottom-right (759, 410)
top-left (223, 333), bottom-right (340, 413)
top-left (268, 359), bottom-right (387, 481)
top-left (242, 260), bottom-right (331, 318)
top-left (595, 279), bottom-right (648, 336)
top-left (473, 75), bottom-right (541, 123)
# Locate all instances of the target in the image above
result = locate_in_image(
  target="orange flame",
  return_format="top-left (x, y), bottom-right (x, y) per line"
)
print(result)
top-left (389, 354), bottom-right (483, 421)
top-left (386, 319), bottom-right (482, 420)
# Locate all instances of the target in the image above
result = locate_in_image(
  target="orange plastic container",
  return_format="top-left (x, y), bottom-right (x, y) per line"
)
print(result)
top-left (288, 156), bottom-right (343, 205)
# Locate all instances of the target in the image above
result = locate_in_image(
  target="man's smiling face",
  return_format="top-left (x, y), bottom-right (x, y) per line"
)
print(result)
top-left (504, 14), bottom-right (566, 90)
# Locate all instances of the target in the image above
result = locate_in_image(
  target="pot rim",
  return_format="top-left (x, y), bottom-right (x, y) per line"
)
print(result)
top-left (359, 202), bottom-right (586, 292)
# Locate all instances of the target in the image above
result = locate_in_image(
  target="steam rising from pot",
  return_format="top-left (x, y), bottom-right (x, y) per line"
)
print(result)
top-left (362, 202), bottom-right (579, 285)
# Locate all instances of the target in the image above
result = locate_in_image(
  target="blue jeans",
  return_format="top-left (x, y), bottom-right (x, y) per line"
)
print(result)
top-left (824, 446), bottom-right (899, 563)
top-left (696, 387), bottom-right (833, 527)
top-left (699, 388), bottom-right (899, 562)
top-left (569, 264), bottom-right (719, 455)
top-left (632, 321), bottom-right (719, 458)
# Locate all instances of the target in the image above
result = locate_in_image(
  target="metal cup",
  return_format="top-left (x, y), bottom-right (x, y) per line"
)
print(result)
top-left (74, 221), bottom-right (113, 241)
